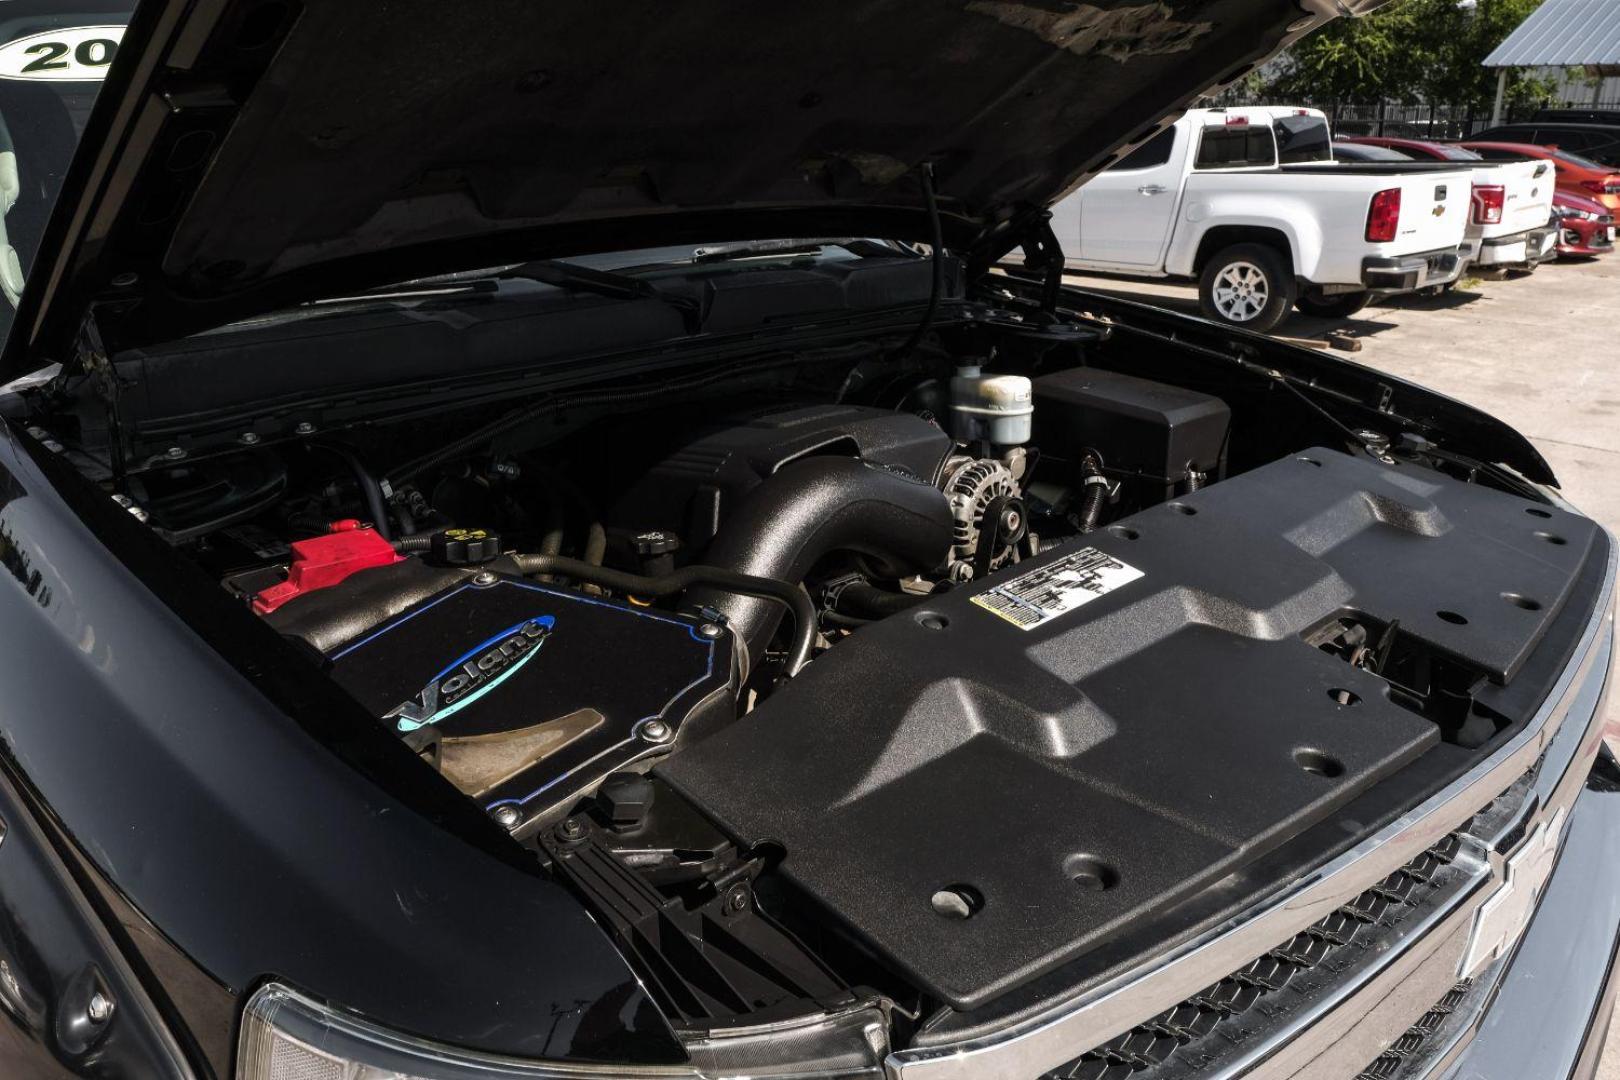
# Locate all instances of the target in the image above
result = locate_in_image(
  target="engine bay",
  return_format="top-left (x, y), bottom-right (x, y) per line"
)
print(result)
top-left (22, 290), bottom-right (1605, 1055)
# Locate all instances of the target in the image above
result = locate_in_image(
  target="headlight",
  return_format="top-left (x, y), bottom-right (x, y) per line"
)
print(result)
top-left (238, 983), bottom-right (885, 1079)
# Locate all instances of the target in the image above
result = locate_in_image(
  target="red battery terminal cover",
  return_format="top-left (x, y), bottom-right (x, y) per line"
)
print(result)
top-left (251, 520), bottom-right (403, 614)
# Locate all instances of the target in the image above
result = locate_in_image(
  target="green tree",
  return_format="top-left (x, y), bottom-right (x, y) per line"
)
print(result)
top-left (1263, 0), bottom-right (1556, 109)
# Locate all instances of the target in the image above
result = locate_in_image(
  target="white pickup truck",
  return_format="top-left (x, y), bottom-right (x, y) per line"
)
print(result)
top-left (1050, 107), bottom-right (1475, 331)
top-left (1335, 138), bottom-right (1558, 272)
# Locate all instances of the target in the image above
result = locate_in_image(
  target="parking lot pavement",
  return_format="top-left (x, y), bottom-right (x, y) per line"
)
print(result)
top-left (1064, 256), bottom-right (1620, 540)
top-left (1070, 257), bottom-right (1620, 1077)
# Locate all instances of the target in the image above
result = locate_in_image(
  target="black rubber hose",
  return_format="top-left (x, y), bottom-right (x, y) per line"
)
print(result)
top-left (1076, 452), bottom-right (1108, 535)
top-left (393, 535), bottom-right (432, 553)
top-left (833, 582), bottom-right (927, 620)
top-left (505, 554), bottom-right (816, 677)
top-left (890, 162), bottom-right (943, 364)
top-left (687, 456), bottom-right (954, 671)
top-left (310, 442), bottom-right (392, 540)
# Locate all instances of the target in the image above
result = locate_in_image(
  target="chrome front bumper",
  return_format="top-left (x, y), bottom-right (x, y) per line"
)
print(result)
top-left (885, 531), bottom-right (1617, 1080)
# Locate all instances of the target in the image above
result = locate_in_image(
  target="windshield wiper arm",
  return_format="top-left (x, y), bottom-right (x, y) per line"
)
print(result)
top-left (691, 238), bottom-right (863, 263)
top-left (501, 259), bottom-right (701, 330)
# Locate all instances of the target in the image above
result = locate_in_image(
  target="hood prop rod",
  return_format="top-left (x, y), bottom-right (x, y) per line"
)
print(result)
top-left (75, 311), bottom-right (127, 491)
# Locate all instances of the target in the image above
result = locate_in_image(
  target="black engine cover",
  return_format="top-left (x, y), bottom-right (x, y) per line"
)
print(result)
top-left (659, 449), bottom-right (1601, 1008)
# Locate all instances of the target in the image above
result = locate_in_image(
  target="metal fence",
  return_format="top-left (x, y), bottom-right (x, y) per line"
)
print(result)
top-left (1232, 98), bottom-right (1620, 139)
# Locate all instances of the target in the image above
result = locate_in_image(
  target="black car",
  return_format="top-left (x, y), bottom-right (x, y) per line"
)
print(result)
top-left (1470, 121), bottom-right (1620, 167)
top-left (1330, 141), bottom-right (1415, 162)
top-left (1532, 108), bottom-right (1620, 127)
top-left (0, 2), bottom-right (1614, 1079)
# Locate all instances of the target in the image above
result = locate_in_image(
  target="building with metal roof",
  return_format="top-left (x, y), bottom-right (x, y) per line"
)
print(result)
top-left (1483, 0), bottom-right (1620, 121)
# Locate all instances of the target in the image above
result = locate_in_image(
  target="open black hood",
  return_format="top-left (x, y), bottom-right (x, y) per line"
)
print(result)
top-left (5, 0), bottom-right (1369, 370)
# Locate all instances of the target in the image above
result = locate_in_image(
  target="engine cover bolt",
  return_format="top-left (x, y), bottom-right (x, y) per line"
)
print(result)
top-left (294, 421), bottom-right (316, 435)
top-left (165, 446), bottom-right (186, 460)
top-left (724, 884), bottom-right (750, 913)
top-left (239, 432), bottom-right (261, 445)
top-left (555, 817), bottom-right (587, 842)
top-left (639, 719), bottom-right (672, 744)
top-left (471, 570), bottom-right (498, 586)
top-left (87, 992), bottom-right (113, 1023)
top-left (491, 805), bottom-right (521, 829)
top-left (697, 622), bottom-right (723, 639)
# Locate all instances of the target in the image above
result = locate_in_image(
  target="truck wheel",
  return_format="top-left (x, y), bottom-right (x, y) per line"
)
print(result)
top-left (1198, 244), bottom-right (1296, 332)
top-left (1295, 290), bottom-right (1370, 319)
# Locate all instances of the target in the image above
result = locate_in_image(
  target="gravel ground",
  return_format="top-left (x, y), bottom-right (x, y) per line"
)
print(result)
top-left (1063, 254), bottom-right (1620, 1073)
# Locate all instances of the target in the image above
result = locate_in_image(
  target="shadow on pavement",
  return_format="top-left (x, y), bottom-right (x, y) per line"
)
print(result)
top-left (1376, 288), bottom-right (1486, 314)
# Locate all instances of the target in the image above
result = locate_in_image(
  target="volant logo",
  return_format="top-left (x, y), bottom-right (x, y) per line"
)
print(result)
top-left (385, 616), bottom-right (554, 733)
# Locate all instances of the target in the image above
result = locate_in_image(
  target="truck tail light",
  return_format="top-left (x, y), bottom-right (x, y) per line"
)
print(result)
top-left (1366, 187), bottom-right (1402, 242)
top-left (1471, 184), bottom-right (1505, 225)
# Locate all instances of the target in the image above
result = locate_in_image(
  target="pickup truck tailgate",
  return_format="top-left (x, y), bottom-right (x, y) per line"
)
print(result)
top-left (1387, 170), bottom-right (1472, 253)
top-left (1476, 158), bottom-right (1555, 239)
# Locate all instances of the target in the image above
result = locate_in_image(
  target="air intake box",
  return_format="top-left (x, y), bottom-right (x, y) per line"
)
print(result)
top-left (269, 565), bottom-right (736, 834)
top-left (1032, 368), bottom-right (1230, 502)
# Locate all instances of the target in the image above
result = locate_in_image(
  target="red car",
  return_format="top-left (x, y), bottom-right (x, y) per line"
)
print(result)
top-left (1550, 189), bottom-right (1615, 257)
top-left (1339, 135), bottom-right (1484, 164)
top-left (1460, 141), bottom-right (1620, 213)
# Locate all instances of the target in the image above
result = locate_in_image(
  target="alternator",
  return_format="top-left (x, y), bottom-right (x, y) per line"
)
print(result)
top-left (941, 456), bottom-right (1021, 581)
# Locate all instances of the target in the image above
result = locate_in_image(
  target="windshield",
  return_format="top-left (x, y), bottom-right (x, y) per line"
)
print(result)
top-left (210, 238), bottom-right (918, 335)
top-left (1554, 149), bottom-right (1612, 172)
top-left (1335, 142), bottom-right (1412, 162)
top-left (0, 1), bottom-right (134, 351)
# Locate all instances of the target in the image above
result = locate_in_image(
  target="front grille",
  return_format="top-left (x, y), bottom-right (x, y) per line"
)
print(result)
top-left (1042, 833), bottom-right (1468, 1080)
top-left (1354, 979), bottom-right (1474, 1080)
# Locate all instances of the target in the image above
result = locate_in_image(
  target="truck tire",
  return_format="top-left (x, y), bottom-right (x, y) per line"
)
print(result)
top-left (1295, 290), bottom-right (1370, 319)
top-left (1198, 244), bottom-right (1296, 332)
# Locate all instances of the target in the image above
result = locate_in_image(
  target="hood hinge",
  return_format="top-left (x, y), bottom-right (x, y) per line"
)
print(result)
top-left (74, 309), bottom-right (127, 490)
top-left (968, 205), bottom-right (1065, 313)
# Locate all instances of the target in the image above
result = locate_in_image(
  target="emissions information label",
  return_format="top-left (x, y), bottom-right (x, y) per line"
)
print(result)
top-left (971, 547), bottom-right (1144, 631)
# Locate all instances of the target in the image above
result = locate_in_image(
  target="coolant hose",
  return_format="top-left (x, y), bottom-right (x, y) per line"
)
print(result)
top-left (506, 554), bottom-right (816, 676)
top-left (832, 582), bottom-right (927, 620)
top-left (1076, 452), bottom-right (1108, 535)
top-left (687, 456), bottom-right (954, 672)
top-left (310, 442), bottom-right (392, 540)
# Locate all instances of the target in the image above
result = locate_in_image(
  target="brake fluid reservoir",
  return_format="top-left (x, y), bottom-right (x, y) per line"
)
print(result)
top-left (949, 365), bottom-right (1033, 446)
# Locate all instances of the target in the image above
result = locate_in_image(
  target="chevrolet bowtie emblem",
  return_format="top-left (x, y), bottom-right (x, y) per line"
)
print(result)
top-left (1432, 205), bottom-right (1446, 217)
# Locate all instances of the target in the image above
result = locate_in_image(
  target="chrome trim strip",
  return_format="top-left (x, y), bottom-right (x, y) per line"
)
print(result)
top-left (886, 534), bottom-right (1616, 1080)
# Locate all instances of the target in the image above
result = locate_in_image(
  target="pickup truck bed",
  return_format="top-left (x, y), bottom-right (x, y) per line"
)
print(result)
top-left (1051, 107), bottom-right (1476, 330)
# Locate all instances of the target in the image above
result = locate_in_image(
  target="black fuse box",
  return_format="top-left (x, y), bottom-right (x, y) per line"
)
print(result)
top-left (1032, 367), bottom-right (1231, 503)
